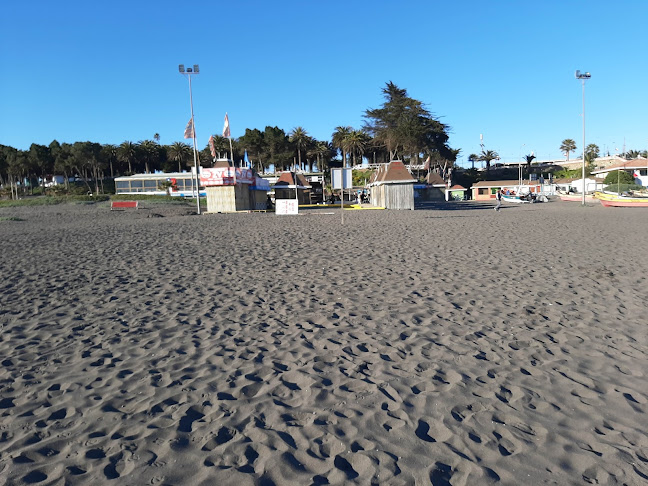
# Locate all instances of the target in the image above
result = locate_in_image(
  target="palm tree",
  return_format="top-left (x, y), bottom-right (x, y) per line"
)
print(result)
top-left (560, 139), bottom-right (577, 160)
top-left (102, 144), bottom-right (118, 178)
top-left (344, 130), bottom-right (370, 167)
top-left (167, 142), bottom-right (192, 172)
top-left (523, 154), bottom-right (536, 177)
top-left (478, 149), bottom-right (499, 173)
top-left (139, 140), bottom-right (159, 173)
top-left (289, 127), bottom-right (309, 171)
top-left (332, 126), bottom-right (352, 167)
top-left (153, 133), bottom-right (160, 144)
top-left (468, 153), bottom-right (479, 169)
top-left (117, 141), bottom-right (138, 174)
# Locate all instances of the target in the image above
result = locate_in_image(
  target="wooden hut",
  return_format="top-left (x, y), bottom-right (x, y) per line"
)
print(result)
top-left (274, 172), bottom-right (312, 205)
top-left (201, 159), bottom-right (270, 213)
top-left (368, 160), bottom-right (416, 210)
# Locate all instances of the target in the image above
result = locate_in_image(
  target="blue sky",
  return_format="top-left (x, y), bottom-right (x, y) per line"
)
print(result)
top-left (1, 0), bottom-right (646, 167)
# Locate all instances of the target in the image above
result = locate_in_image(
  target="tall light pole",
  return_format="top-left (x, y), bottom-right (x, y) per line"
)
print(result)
top-left (179, 64), bottom-right (201, 214)
top-left (575, 70), bottom-right (591, 205)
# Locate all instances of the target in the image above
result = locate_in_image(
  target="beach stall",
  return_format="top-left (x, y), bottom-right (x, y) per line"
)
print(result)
top-left (273, 171), bottom-right (312, 205)
top-left (201, 160), bottom-right (270, 213)
top-left (414, 172), bottom-right (447, 202)
top-left (368, 160), bottom-right (416, 210)
top-left (447, 184), bottom-right (467, 201)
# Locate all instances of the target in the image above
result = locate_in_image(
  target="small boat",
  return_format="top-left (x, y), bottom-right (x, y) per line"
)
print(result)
top-left (559, 193), bottom-right (600, 204)
top-left (595, 192), bottom-right (648, 207)
top-left (502, 192), bottom-right (547, 204)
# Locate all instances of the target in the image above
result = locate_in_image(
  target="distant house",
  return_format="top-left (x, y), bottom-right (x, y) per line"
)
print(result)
top-left (201, 159), bottom-right (270, 212)
top-left (274, 171), bottom-right (312, 205)
top-left (470, 180), bottom-right (543, 201)
top-left (447, 184), bottom-right (467, 201)
top-left (413, 172), bottom-right (447, 202)
top-left (369, 160), bottom-right (416, 210)
top-left (590, 159), bottom-right (648, 187)
top-left (553, 177), bottom-right (604, 194)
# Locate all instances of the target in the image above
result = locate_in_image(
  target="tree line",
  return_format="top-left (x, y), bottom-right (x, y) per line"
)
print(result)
top-left (0, 82), bottom-right (459, 198)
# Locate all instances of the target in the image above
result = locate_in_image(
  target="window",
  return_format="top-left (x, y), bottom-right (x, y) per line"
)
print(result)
top-left (144, 180), bottom-right (157, 189)
top-left (478, 188), bottom-right (489, 195)
top-left (640, 169), bottom-right (647, 176)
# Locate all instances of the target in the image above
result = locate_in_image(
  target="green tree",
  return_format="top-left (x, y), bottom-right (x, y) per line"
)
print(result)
top-left (332, 126), bottom-right (352, 167)
top-left (102, 144), bottom-right (118, 178)
top-left (289, 127), bottom-right (309, 171)
top-left (263, 126), bottom-right (292, 172)
top-left (167, 142), bottom-right (192, 172)
top-left (560, 139), bottom-right (577, 160)
top-left (468, 153), bottom-right (479, 169)
top-left (238, 129), bottom-right (265, 171)
top-left (53, 143), bottom-right (75, 190)
top-left (29, 143), bottom-right (53, 192)
top-left (603, 170), bottom-right (635, 185)
top-left (478, 149), bottom-right (500, 173)
top-left (344, 130), bottom-right (371, 167)
top-left (364, 81), bottom-right (453, 164)
top-left (139, 140), bottom-right (162, 174)
top-left (117, 141), bottom-right (138, 174)
top-left (71, 142), bottom-right (104, 194)
top-left (523, 153), bottom-right (536, 176)
top-left (585, 143), bottom-right (599, 163)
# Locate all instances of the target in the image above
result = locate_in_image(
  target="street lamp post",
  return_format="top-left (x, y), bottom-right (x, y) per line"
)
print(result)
top-left (575, 70), bottom-right (591, 205)
top-left (179, 64), bottom-right (201, 215)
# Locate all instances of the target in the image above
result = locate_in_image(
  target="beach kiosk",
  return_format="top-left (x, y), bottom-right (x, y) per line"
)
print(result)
top-left (201, 159), bottom-right (270, 213)
top-left (368, 160), bottom-right (416, 210)
top-left (274, 171), bottom-right (312, 205)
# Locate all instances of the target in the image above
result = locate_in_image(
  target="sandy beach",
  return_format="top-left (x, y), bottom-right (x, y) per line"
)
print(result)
top-left (1, 199), bottom-right (647, 485)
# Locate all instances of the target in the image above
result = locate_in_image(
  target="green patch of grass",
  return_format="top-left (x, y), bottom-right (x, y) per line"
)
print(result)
top-left (0, 216), bottom-right (24, 221)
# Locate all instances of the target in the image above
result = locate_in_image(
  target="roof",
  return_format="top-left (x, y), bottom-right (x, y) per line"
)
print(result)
top-left (591, 159), bottom-right (648, 173)
top-left (449, 184), bottom-right (466, 190)
top-left (426, 172), bottom-right (445, 185)
top-left (369, 161), bottom-right (416, 185)
top-left (213, 158), bottom-right (231, 168)
top-left (471, 180), bottom-right (541, 188)
top-left (275, 171), bottom-right (312, 188)
top-left (554, 176), bottom-right (604, 183)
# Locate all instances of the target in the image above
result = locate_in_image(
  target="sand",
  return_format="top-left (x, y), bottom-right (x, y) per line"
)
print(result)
top-left (0, 199), bottom-right (647, 485)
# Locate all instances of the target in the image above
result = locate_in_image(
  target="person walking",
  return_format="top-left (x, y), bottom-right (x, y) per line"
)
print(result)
top-left (495, 189), bottom-right (503, 211)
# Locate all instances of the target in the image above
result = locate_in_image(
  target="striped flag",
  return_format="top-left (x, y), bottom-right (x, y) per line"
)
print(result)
top-left (222, 113), bottom-right (230, 138)
top-left (208, 135), bottom-right (216, 158)
top-left (184, 118), bottom-right (194, 139)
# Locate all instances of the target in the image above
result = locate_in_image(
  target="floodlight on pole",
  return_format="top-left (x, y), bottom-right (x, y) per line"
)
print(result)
top-left (179, 63), bottom-right (201, 214)
top-left (575, 70), bottom-right (591, 206)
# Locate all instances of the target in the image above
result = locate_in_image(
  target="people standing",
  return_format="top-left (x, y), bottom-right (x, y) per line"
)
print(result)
top-left (495, 189), bottom-right (502, 211)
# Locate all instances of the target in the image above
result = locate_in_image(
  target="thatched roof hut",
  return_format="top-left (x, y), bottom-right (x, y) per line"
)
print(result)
top-left (369, 160), bottom-right (416, 210)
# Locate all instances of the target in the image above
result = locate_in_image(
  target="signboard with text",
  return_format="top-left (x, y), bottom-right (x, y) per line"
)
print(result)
top-left (331, 168), bottom-right (352, 190)
top-left (276, 199), bottom-right (299, 215)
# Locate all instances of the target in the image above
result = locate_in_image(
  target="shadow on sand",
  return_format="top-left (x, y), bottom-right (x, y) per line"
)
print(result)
top-left (415, 201), bottom-right (503, 211)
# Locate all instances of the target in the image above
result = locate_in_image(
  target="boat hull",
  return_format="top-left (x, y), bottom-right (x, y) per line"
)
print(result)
top-left (595, 192), bottom-right (648, 207)
top-left (559, 194), bottom-right (600, 203)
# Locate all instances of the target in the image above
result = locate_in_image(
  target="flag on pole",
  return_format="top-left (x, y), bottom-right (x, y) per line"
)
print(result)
top-left (424, 155), bottom-right (431, 171)
top-left (184, 118), bottom-right (194, 139)
top-left (208, 135), bottom-right (216, 158)
top-left (244, 150), bottom-right (250, 168)
top-left (222, 113), bottom-right (230, 138)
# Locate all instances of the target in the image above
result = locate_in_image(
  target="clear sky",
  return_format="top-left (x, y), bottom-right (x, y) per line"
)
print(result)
top-left (1, 0), bottom-right (646, 167)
